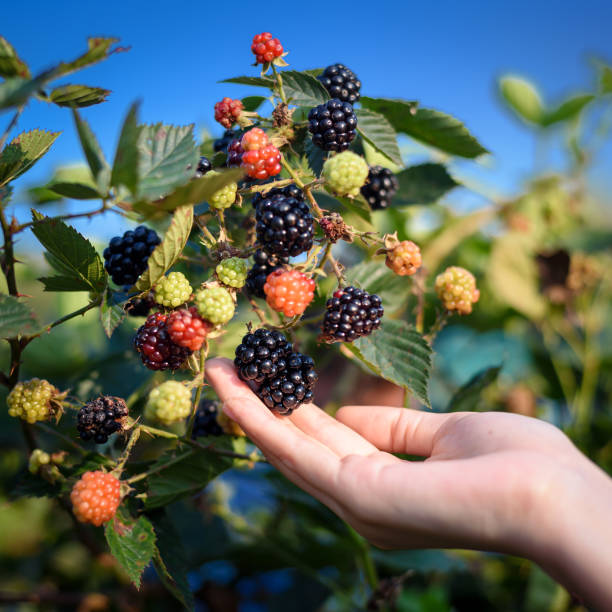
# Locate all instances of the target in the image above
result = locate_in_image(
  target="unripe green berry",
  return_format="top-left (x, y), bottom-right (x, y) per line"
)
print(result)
top-left (434, 266), bottom-right (480, 315)
top-left (216, 257), bottom-right (247, 289)
top-left (208, 170), bottom-right (238, 210)
top-left (7, 378), bottom-right (58, 424)
top-left (195, 286), bottom-right (235, 325)
top-left (323, 151), bottom-right (369, 197)
top-left (145, 380), bottom-right (192, 426)
top-left (29, 449), bottom-right (51, 474)
top-left (154, 271), bottom-right (193, 308)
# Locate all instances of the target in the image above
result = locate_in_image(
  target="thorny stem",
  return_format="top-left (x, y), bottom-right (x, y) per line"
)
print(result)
top-left (248, 296), bottom-right (268, 325)
top-left (114, 427), bottom-right (141, 474)
top-left (320, 241), bottom-right (344, 282)
top-left (280, 157), bottom-right (324, 218)
top-left (16, 205), bottom-right (116, 233)
top-left (186, 343), bottom-right (208, 438)
top-left (271, 63), bottom-right (287, 105)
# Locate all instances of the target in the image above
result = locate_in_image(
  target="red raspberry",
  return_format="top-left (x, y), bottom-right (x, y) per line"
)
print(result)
top-left (71, 471), bottom-right (121, 526)
top-left (251, 32), bottom-right (284, 64)
top-left (386, 240), bottom-right (422, 276)
top-left (241, 127), bottom-right (268, 152)
top-left (264, 269), bottom-right (315, 317)
top-left (242, 144), bottom-right (282, 180)
top-left (167, 307), bottom-right (212, 352)
top-left (226, 138), bottom-right (244, 167)
top-left (133, 312), bottom-right (192, 371)
top-left (214, 97), bottom-right (244, 129)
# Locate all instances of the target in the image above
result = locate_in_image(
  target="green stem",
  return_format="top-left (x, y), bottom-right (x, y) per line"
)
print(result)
top-left (44, 297), bottom-right (103, 333)
top-left (280, 157), bottom-right (324, 218)
top-left (346, 524), bottom-right (379, 591)
top-left (114, 427), bottom-right (141, 474)
top-left (271, 63), bottom-right (287, 105)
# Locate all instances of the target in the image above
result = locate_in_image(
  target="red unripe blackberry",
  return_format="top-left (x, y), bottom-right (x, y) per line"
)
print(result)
top-left (264, 269), bottom-right (315, 317)
top-left (77, 396), bottom-right (128, 444)
top-left (245, 249), bottom-right (289, 298)
top-left (361, 166), bottom-right (399, 210)
top-left (133, 312), bottom-right (192, 371)
top-left (71, 471), bottom-right (121, 526)
top-left (167, 307), bottom-right (211, 352)
top-left (320, 286), bottom-right (384, 343)
top-left (103, 226), bottom-right (161, 287)
top-left (214, 97), bottom-right (243, 129)
top-left (241, 144), bottom-right (282, 180)
top-left (318, 63), bottom-right (361, 105)
top-left (308, 99), bottom-right (357, 152)
top-left (251, 32), bottom-right (283, 64)
top-left (241, 127), bottom-right (268, 151)
top-left (253, 184), bottom-right (314, 257)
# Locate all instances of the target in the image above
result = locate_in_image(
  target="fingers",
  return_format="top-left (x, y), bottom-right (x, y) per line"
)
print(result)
top-left (336, 405), bottom-right (455, 456)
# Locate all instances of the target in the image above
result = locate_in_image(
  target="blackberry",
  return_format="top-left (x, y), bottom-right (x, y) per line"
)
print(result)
top-left (196, 156), bottom-right (212, 177)
top-left (133, 312), bottom-right (192, 370)
top-left (361, 166), bottom-right (399, 210)
top-left (245, 249), bottom-right (288, 298)
top-left (318, 64), bottom-right (361, 105)
top-left (320, 286), bottom-right (384, 343)
top-left (124, 293), bottom-right (156, 317)
top-left (103, 226), bottom-right (161, 286)
top-left (191, 399), bottom-right (223, 438)
top-left (226, 138), bottom-right (244, 167)
top-left (258, 352), bottom-right (317, 415)
top-left (214, 130), bottom-right (236, 153)
top-left (234, 329), bottom-right (317, 415)
top-left (308, 98), bottom-right (357, 152)
top-left (253, 185), bottom-right (314, 257)
top-left (77, 396), bottom-right (128, 444)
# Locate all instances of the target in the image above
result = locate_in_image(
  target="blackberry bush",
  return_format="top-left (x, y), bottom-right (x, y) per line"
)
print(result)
top-left (308, 99), bottom-right (357, 152)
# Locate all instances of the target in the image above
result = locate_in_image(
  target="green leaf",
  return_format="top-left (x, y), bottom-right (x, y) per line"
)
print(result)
top-left (220, 75), bottom-right (274, 87)
top-left (49, 84), bottom-right (110, 108)
top-left (57, 37), bottom-right (123, 78)
top-left (0, 36), bottom-right (30, 78)
top-left (100, 288), bottom-right (126, 338)
top-left (149, 510), bottom-right (195, 611)
top-left (348, 320), bottom-right (432, 408)
top-left (241, 95), bottom-right (267, 112)
top-left (280, 70), bottom-right (330, 106)
top-left (38, 275), bottom-right (93, 292)
top-left (46, 181), bottom-right (100, 199)
top-left (393, 163), bottom-right (458, 206)
top-left (599, 63), bottom-right (612, 94)
top-left (144, 447), bottom-right (234, 509)
top-left (134, 205), bottom-right (194, 291)
top-left (111, 102), bottom-right (141, 195)
top-left (345, 260), bottom-right (411, 314)
top-left (314, 190), bottom-right (372, 224)
top-left (358, 97), bottom-right (418, 130)
top-left (30, 209), bottom-right (106, 295)
top-left (0, 70), bottom-right (57, 110)
top-left (0, 294), bottom-right (39, 338)
top-left (104, 510), bottom-right (156, 588)
top-left (137, 168), bottom-right (244, 216)
top-left (304, 137), bottom-right (326, 177)
top-left (499, 76), bottom-right (543, 124)
top-left (44, 164), bottom-right (101, 200)
top-left (540, 94), bottom-right (595, 127)
top-left (72, 109), bottom-right (111, 194)
top-left (447, 366), bottom-right (501, 412)
top-left (354, 108), bottom-right (402, 166)
top-left (27, 186), bottom-right (64, 205)
top-left (0, 129), bottom-right (61, 187)
top-left (303, 68), bottom-right (323, 78)
top-left (136, 123), bottom-right (199, 201)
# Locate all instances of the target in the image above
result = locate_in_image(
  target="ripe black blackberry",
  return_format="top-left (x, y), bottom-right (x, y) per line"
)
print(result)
top-left (77, 396), bottom-right (128, 444)
top-left (196, 156), bottom-right (212, 177)
top-left (124, 292), bottom-right (156, 317)
top-left (191, 399), bottom-right (223, 438)
top-left (103, 226), bottom-right (161, 286)
top-left (214, 130), bottom-right (237, 153)
top-left (360, 166), bottom-right (399, 210)
top-left (234, 329), bottom-right (317, 415)
top-left (252, 185), bottom-right (314, 257)
top-left (133, 312), bottom-right (192, 371)
top-left (318, 64), bottom-right (361, 105)
top-left (308, 99), bottom-right (357, 152)
top-left (320, 286), bottom-right (384, 343)
top-left (245, 249), bottom-right (289, 298)
top-left (258, 352), bottom-right (317, 415)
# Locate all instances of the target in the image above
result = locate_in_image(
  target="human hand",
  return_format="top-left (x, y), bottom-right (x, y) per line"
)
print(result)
top-left (206, 358), bottom-right (612, 608)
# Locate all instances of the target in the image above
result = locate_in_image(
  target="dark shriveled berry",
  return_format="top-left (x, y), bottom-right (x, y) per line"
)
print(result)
top-left (320, 286), bottom-right (384, 343)
top-left (318, 63), bottom-right (361, 105)
top-left (308, 99), bottom-right (357, 152)
top-left (245, 249), bottom-right (289, 298)
top-left (77, 396), bottom-right (128, 444)
top-left (361, 166), bottom-right (399, 210)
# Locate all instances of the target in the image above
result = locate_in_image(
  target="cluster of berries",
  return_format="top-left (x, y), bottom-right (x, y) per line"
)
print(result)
top-left (235, 329), bottom-right (317, 415)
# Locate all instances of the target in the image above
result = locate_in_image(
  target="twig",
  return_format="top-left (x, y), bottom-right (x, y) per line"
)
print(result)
top-left (0, 104), bottom-right (25, 152)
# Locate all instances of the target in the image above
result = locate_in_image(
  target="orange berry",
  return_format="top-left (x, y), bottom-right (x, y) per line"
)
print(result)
top-left (264, 269), bottom-right (315, 317)
top-left (385, 240), bottom-right (422, 276)
top-left (70, 471), bottom-right (121, 526)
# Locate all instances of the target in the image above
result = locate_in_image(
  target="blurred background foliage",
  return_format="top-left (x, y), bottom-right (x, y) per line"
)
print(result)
top-left (1, 29), bottom-right (612, 612)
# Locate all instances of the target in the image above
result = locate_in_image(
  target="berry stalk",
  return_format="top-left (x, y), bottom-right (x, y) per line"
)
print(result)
top-left (186, 341), bottom-right (209, 439)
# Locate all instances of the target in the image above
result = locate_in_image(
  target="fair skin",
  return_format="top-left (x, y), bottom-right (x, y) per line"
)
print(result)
top-left (206, 358), bottom-right (612, 610)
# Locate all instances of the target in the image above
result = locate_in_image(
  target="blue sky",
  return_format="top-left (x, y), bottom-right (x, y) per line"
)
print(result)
top-left (2, 0), bottom-right (611, 238)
